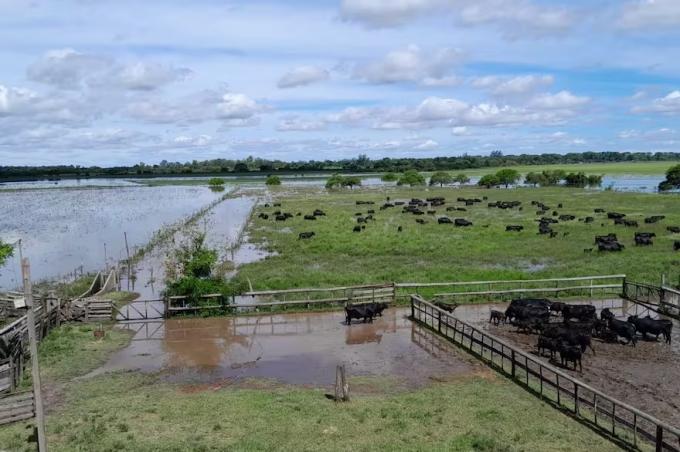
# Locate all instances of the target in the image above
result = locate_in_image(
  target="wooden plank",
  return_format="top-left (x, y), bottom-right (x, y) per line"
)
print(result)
top-left (0, 411), bottom-right (35, 426)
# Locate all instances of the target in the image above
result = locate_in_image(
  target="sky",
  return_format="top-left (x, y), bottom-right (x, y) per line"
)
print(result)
top-left (1, 0), bottom-right (680, 166)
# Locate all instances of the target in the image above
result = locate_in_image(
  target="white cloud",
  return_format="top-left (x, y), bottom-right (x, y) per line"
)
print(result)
top-left (452, 126), bottom-right (468, 135)
top-left (416, 96), bottom-right (467, 120)
top-left (473, 75), bottom-right (554, 96)
top-left (632, 90), bottom-right (680, 114)
top-left (529, 91), bottom-right (590, 110)
top-left (415, 138), bottom-right (438, 150)
top-left (173, 135), bottom-right (213, 147)
top-left (277, 66), bottom-right (330, 88)
top-left (340, 0), bottom-right (575, 35)
top-left (618, 0), bottom-right (680, 30)
top-left (27, 49), bottom-right (191, 91)
top-left (277, 116), bottom-right (327, 131)
top-left (353, 45), bottom-right (461, 84)
top-left (216, 93), bottom-right (262, 119)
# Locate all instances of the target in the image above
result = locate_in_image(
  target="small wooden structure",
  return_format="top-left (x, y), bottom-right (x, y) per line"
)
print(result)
top-left (334, 365), bottom-right (349, 402)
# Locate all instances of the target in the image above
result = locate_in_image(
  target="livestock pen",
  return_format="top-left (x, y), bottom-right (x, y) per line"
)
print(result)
top-left (411, 295), bottom-right (680, 451)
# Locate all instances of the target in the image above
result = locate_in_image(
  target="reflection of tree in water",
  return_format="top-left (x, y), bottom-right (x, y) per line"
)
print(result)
top-left (345, 311), bottom-right (398, 345)
top-left (163, 318), bottom-right (251, 370)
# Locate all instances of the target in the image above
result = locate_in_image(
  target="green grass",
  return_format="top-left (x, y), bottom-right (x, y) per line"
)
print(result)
top-left (235, 186), bottom-right (680, 291)
top-left (0, 372), bottom-right (621, 452)
top-left (35, 323), bottom-right (132, 382)
top-left (106, 291), bottom-right (140, 306)
top-left (456, 161), bottom-right (677, 177)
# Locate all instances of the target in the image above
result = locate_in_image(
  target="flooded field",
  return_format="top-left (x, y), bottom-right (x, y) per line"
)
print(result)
top-left (93, 308), bottom-right (482, 387)
top-left (0, 186), bottom-right (224, 289)
top-left (456, 299), bottom-right (680, 426)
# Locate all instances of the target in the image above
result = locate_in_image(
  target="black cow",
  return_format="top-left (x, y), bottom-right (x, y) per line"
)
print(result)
top-left (667, 226), bottom-right (680, 234)
top-left (304, 215), bottom-right (316, 220)
top-left (313, 209), bottom-right (326, 216)
top-left (454, 218), bottom-right (473, 227)
top-left (352, 225), bottom-right (362, 232)
top-left (416, 219), bottom-right (427, 225)
top-left (549, 301), bottom-right (565, 314)
top-left (397, 226), bottom-right (403, 232)
top-left (438, 217), bottom-right (453, 224)
top-left (628, 316), bottom-right (672, 344)
top-left (298, 232), bottom-right (315, 240)
top-left (607, 212), bottom-right (626, 220)
top-left (275, 215), bottom-right (287, 221)
top-left (258, 213), bottom-right (269, 220)
top-left (601, 310), bottom-right (637, 346)
top-left (537, 335), bottom-right (560, 359)
top-left (584, 216), bottom-right (594, 223)
top-left (644, 215), bottom-right (665, 224)
top-left (372, 302), bottom-right (389, 317)
top-left (562, 304), bottom-right (596, 322)
top-left (559, 343), bottom-right (583, 371)
top-left (635, 232), bottom-right (655, 246)
top-left (489, 310), bottom-right (506, 325)
top-left (505, 225), bottom-right (524, 232)
top-left (558, 214), bottom-right (576, 221)
top-left (345, 305), bottom-right (375, 324)
top-left (674, 241), bottom-right (680, 251)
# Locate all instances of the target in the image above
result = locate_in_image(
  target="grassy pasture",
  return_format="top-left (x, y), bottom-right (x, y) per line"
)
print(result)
top-left (236, 186), bottom-right (680, 291)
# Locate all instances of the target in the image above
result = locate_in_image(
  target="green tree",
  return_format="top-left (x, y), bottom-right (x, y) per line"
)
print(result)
top-left (586, 174), bottom-right (603, 187)
top-left (265, 175), bottom-right (281, 186)
top-left (659, 164), bottom-right (680, 191)
top-left (0, 241), bottom-right (13, 267)
top-left (478, 174), bottom-right (500, 188)
top-left (342, 176), bottom-right (362, 189)
top-left (525, 172), bottom-right (542, 187)
top-left (564, 172), bottom-right (588, 187)
top-left (495, 169), bottom-right (520, 188)
top-left (381, 172), bottom-right (399, 182)
top-left (429, 171), bottom-right (453, 187)
top-left (541, 170), bottom-right (566, 186)
top-left (325, 174), bottom-right (345, 189)
top-left (208, 177), bottom-right (225, 187)
top-left (453, 173), bottom-right (470, 185)
top-left (397, 170), bottom-right (426, 186)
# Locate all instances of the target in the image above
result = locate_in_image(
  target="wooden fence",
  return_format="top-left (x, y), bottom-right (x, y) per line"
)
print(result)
top-left (0, 391), bottom-right (34, 426)
top-left (411, 295), bottom-right (680, 451)
top-left (397, 274), bottom-right (625, 304)
top-left (623, 280), bottom-right (680, 319)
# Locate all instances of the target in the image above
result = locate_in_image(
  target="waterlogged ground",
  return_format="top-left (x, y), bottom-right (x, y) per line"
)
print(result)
top-left (92, 308), bottom-right (482, 387)
top-left (457, 299), bottom-right (680, 427)
top-left (0, 185), bottom-right (223, 289)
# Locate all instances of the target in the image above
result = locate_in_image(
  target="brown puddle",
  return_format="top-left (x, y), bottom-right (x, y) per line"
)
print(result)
top-left (91, 308), bottom-right (480, 387)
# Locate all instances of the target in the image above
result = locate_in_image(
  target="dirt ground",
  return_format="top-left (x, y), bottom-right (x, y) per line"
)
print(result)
top-left (459, 299), bottom-right (680, 427)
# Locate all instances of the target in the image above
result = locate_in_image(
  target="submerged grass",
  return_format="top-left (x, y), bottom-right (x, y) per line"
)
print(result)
top-left (235, 186), bottom-right (680, 291)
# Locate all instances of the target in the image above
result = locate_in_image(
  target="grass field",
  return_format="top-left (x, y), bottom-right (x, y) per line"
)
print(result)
top-left (234, 186), bottom-right (680, 292)
top-left (0, 324), bottom-right (621, 452)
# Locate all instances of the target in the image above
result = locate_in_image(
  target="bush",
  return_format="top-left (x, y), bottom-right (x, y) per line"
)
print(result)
top-left (208, 178), bottom-right (225, 187)
top-left (397, 170), bottom-right (426, 186)
top-left (265, 175), bottom-right (282, 186)
top-left (478, 174), bottom-right (500, 188)
top-left (325, 174), bottom-right (362, 189)
top-left (0, 241), bottom-right (12, 267)
top-left (381, 172), bottom-right (399, 182)
top-left (659, 164), bottom-right (680, 191)
top-left (495, 169), bottom-right (520, 188)
top-left (453, 173), bottom-right (470, 185)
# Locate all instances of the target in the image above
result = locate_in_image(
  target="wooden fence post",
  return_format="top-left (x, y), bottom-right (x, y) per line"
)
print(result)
top-left (511, 350), bottom-right (516, 378)
top-left (334, 365), bottom-right (349, 402)
top-left (410, 298), bottom-right (415, 319)
top-left (437, 310), bottom-right (442, 333)
top-left (655, 425), bottom-right (663, 452)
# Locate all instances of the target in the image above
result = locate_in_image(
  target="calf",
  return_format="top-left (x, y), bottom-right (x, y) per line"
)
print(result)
top-left (537, 335), bottom-right (560, 359)
top-left (489, 310), bottom-right (506, 326)
top-left (558, 343), bottom-right (583, 371)
top-left (298, 232), bottom-right (315, 240)
top-left (352, 225), bottom-right (362, 232)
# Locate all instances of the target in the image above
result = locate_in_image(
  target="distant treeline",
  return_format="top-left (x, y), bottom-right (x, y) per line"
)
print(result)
top-left (2, 151), bottom-right (680, 181)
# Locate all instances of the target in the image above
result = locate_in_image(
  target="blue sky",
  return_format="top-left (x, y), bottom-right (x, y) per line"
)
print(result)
top-left (1, 0), bottom-right (680, 165)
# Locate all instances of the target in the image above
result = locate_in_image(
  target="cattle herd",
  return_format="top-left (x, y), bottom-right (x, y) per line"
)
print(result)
top-left (490, 298), bottom-right (674, 371)
top-left (257, 195), bottom-right (679, 252)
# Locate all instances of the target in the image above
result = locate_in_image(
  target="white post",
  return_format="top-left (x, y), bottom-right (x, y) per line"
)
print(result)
top-left (22, 258), bottom-right (48, 452)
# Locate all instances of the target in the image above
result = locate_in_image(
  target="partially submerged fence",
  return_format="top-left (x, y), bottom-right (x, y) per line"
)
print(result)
top-left (411, 295), bottom-right (680, 451)
top-left (623, 280), bottom-right (680, 319)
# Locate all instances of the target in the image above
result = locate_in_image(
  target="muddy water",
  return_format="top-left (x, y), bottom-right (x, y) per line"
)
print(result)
top-left (456, 299), bottom-right (680, 427)
top-left (92, 308), bottom-right (480, 386)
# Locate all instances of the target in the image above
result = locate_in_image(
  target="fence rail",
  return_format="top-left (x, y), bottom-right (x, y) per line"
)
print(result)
top-left (0, 391), bottom-right (34, 426)
top-left (410, 295), bottom-right (680, 452)
top-left (623, 281), bottom-right (680, 319)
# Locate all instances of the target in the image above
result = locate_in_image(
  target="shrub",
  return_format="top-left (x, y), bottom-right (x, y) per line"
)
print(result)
top-left (659, 164), bottom-right (680, 191)
top-left (453, 173), bottom-right (470, 185)
top-left (495, 169), bottom-right (520, 188)
top-left (478, 174), bottom-right (500, 188)
top-left (381, 172), bottom-right (399, 182)
top-left (429, 171), bottom-right (453, 187)
top-left (265, 175), bottom-right (281, 186)
top-left (208, 177), bottom-right (225, 187)
top-left (397, 170), bottom-right (426, 186)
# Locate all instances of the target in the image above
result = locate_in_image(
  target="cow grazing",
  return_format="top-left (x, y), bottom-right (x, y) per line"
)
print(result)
top-left (275, 215), bottom-right (288, 221)
top-left (634, 232), bottom-right (655, 246)
top-left (628, 316), bottom-right (672, 343)
top-left (558, 214), bottom-right (576, 221)
top-left (397, 226), bottom-right (403, 232)
top-left (313, 209), bottom-right (326, 216)
top-left (594, 208), bottom-right (605, 213)
top-left (607, 212), bottom-right (626, 220)
top-left (416, 219), bottom-right (427, 225)
top-left (584, 217), bottom-right (594, 223)
top-left (489, 310), bottom-right (506, 326)
top-left (644, 215), bottom-right (665, 224)
top-left (258, 213), bottom-right (269, 220)
top-left (352, 225), bottom-right (362, 232)
top-left (304, 215), bottom-right (316, 220)
top-left (595, 234), bottom-right (624, 252)
top-left (438, 217), bottom-right (453, 224)
top-left (667, 226), bottom-right (680, 234)
top-left (298, 232), bottom-right (315, 240)
top-left (454, 218), bottom-right (473, 227)
top-left (505, 225), bottom-right (524, 232)
top-left (674, 241), bottom-right (680, 251)
top-left (559, 344), bottom-right (583, 371)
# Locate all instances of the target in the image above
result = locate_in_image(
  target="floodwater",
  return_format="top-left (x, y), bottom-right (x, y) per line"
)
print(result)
top-left (0, 186), bottom-right (223, 289)
top-left (92, 308), bottom-right (480, 387)
top-left (456, 299), bottom-right (680, 426)
top-left (118, 195), bottom-right (262, 300)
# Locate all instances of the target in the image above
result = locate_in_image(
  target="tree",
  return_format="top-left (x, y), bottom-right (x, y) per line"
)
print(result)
top-left (540, 170), bottom-right (566, 186)
top-left (265, 175), bottom-right (281, 186)
top-left (586, 174), bottom-right (603, 187)
top-left (397, 170), bottom-right (426, 186)
top-left (0, 241), bottom-right (12, 267)
top-left (325, 174), bottom-right (345, 189)
top-left (478, 174), bottom-right (500, 188)
top-left (525, 172), bottom-right (542, 187)
top-left (659, 164), bottom-right (680, 191)
top-left (453, 173), bottom-right (470, 185)
top-left (429, 171), bottom-right (453, 187)
top-left (342, 176), bottom-right (362, 189)
top-left (495, 169), bottom-right (520, 188)
top-left (233, 162), bottom-right (249, 172)
top-left (564, 172), bottom-right (588, 187)
top-left (381, 172), bottom-right (399, 182)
